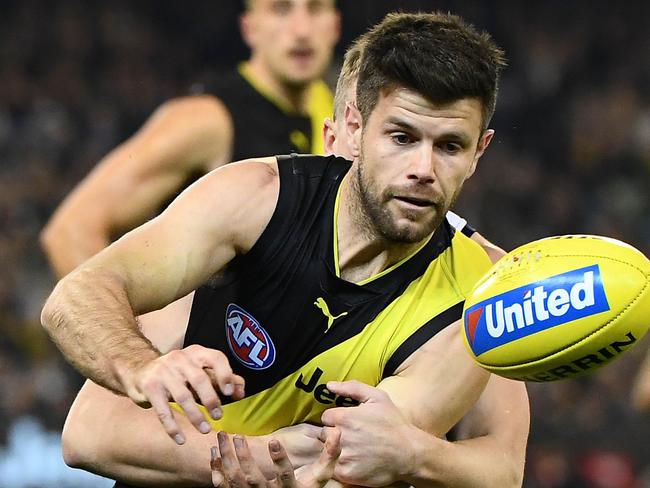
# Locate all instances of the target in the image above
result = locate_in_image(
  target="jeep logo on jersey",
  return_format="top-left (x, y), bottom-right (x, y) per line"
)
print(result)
top-left (465, 265), bottom-right (610, 356)
top-left (225, 304), bottom-right (276, 370)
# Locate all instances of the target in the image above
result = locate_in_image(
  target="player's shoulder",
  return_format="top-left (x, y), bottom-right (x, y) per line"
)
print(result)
top-left (203, 156), bottom-right (280, 190)
top-left (168, 157), bottom-right (281, 250)
top-left (145, 94), bottom-right (234, 170)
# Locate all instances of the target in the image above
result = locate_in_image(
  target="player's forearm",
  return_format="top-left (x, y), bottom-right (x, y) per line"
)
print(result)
top-left (405, 429), bottom-right (522, 488)
top-left (41, 266), bottom-right (159, 394)
top-left (63, 382), bottom-right (320, 486)
top-left (63, 385), bottom-right (214, 486)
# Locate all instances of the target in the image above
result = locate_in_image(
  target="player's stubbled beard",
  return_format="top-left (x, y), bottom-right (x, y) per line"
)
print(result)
top-left (352, 143), bottom-right (448, 244)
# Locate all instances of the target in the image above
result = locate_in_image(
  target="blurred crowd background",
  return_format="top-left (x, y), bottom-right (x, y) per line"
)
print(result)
top-left (1, 1), bottom-right (649, 487)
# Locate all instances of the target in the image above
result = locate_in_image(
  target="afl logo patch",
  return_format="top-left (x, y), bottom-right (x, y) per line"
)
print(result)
top-left (225, 304), bottom-right (276, 370)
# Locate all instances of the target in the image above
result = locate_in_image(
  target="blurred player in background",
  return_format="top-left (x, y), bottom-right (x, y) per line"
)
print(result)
top-left (40, 0), bottom-right (340, 278)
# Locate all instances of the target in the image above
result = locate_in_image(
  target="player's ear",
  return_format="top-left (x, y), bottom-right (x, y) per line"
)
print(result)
top-left (323, 118), bottom-right (336, 156)
top-left (466, 129), bottom-right (494, 180)
top-left (344, 102), bottom-right (362, 159)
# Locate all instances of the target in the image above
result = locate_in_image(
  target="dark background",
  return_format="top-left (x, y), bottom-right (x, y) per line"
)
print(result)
top-left (1, 1), bottom-right (649, 486)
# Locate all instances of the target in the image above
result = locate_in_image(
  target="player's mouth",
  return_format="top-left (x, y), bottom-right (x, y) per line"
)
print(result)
top-left (393, 195), bottom-right (436, 209)
top-left (289, 47), bottom-right (315, 65)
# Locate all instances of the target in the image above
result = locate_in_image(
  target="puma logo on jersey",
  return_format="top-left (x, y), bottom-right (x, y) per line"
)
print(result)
top-left (314, 297), bottom-right (348, 331)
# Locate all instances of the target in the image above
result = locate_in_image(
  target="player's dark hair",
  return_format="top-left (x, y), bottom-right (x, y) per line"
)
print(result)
top-left (356, 12), bottom-right (506, 130)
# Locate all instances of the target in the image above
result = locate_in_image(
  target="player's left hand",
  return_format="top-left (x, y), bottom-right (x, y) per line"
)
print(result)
top-left (320, 381), bottom-right (417, 487)
top-left (211, 429), bottom-right (341, 488)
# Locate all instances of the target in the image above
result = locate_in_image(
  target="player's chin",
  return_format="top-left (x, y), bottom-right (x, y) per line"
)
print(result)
top-left (283, 69), bottom-right (318, 88)
top-left (396, 205), bottom-right (440, 230)
top-left (388, 217), bottom-right (438, 244)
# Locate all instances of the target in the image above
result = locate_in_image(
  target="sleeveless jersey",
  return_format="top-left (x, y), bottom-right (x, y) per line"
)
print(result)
top-left (182, 154), bottom-right (492, 435)
top-left (114, 155), bottom-right (492, 488)
top-left (204, 63), bottom-right (333, 159)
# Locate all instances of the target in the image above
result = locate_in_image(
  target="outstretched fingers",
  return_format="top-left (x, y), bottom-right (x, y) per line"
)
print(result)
top-left (131, 345), bottom-right (245, 443)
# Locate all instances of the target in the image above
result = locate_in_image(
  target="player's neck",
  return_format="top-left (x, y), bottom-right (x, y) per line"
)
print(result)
top-left (336, 173), bottom-right (430, 284)
top-left (243, 59), bottom-right (311, 113)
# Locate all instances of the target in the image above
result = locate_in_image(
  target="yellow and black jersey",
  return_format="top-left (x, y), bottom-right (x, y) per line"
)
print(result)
top-left (204, 63), bottom-right (333, 159)
top-left (183, 154), bottom-right (493, 435)
top-left (114, 155), bottom-right (491, 488)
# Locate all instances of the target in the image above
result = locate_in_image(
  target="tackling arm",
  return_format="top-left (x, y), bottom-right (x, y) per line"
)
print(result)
top-left (62, 313), bottom-right (323, 486)
top-left (321, 322), bottom-right (529, 488)
top-left (40, 95), bottom-right (233, 278)
top-left (63, 381), bottom-right (214, 487)
top-left (62, 381), bottom-right (324, 487)
top-left (378, 376), bottom-right (529, 488)
top-left (436, 375), bottom-right (529, 488)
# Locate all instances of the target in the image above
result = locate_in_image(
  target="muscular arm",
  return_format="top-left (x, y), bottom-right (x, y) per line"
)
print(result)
top-left (380, 322), bottom-right (491, 437)
top-left (63, 381), bottom-right (323, 487)
top-left (63, 381), bottom-right (214, 487)
top-left (375, 227), bottom-right (506, 437)
top-left (395, 376), bottom-right (529, 488)
top-left (40, 95), bottom-right (233, 278)
top-left (41, 159), bottom-right (278, 439)
top-left (434, 375), bottom-right (529, 488)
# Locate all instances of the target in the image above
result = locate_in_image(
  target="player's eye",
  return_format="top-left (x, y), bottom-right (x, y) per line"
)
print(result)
top-left (439, 142), bottom-right (462, 154)
top-left (391, 133), bottom-right (412, 145)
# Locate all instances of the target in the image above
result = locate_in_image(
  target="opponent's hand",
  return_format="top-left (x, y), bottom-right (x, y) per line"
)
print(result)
top-left (126, 344), bottom-right (245, 444)
top-left (272, 424), bottom-right (324, 469)
top-left (320, 381), bottom-right (416, 487)
top-left (212, 429), bottom-right (340, 488)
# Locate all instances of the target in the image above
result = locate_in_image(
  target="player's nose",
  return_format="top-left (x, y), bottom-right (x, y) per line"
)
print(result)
top-left (406, 145), bottom-right (435, 184)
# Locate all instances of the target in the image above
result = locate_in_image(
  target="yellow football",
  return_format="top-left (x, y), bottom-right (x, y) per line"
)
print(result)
top-left (462, 235), bottom-right (650, 381)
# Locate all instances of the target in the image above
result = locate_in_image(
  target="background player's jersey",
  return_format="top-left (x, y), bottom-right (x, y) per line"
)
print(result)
top-left (182, 154), bottom-right (493, 436)
top-left (204, 63), bottom-right (333, 160)
top-left (159, 66), bottom-right (333, 213)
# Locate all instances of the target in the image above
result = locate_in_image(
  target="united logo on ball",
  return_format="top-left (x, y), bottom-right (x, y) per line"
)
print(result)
top-left (225, 303), bottom-right (276, 370)
top-left (462, 235), bottom-right (650, 381)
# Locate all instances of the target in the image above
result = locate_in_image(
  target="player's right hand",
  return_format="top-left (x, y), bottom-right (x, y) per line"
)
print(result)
top-left (126, 344), bottom-right (245, 444)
